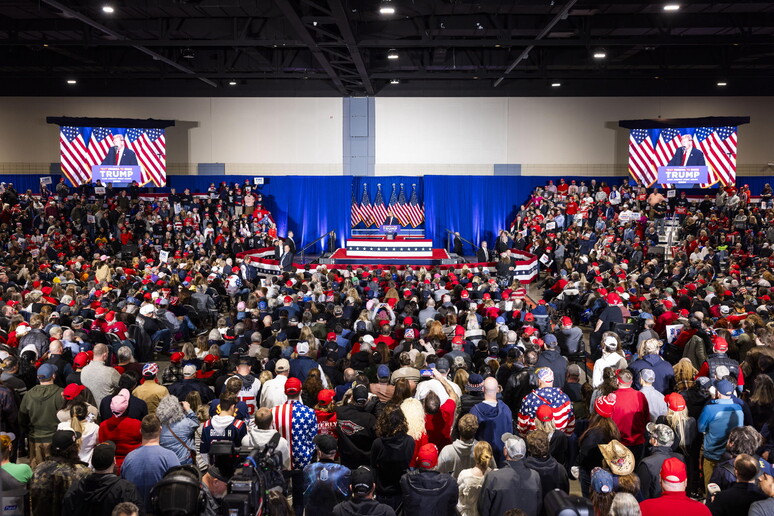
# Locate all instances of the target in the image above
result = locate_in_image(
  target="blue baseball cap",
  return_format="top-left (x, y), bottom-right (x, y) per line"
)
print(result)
top-left (377, 364), bottom-right (391, 379)
top-left (37, 363), bottom-right (57, 381)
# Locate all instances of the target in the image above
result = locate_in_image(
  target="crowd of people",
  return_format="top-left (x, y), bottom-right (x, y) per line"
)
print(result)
top-left (1, 177), bottom-right (774, 516)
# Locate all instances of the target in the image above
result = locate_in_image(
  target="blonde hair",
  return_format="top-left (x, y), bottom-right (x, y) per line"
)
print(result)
top-left (535, 417), bottom-right (556, 435)
top-left (400, 398), bottom-right (426, 440)
top-left (474, 440), bottom-right (493, 473)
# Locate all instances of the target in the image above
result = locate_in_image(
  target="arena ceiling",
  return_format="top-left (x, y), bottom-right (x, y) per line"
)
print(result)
top-left (0, 0), bottom-right (772, 97)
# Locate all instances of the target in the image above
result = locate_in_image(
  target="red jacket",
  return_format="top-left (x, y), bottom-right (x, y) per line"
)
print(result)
top-left (640, 491), bottom-right (711, 516)
top-left (424, 399), bottom-right (456, 449)
top-left (99, 416), bottom-right (142, 474)
top-left (611, 386), bottom-right (650, 446)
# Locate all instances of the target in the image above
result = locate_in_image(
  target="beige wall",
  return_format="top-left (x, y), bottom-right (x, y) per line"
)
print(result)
top-left (0, 95), bottom-right (770, 176)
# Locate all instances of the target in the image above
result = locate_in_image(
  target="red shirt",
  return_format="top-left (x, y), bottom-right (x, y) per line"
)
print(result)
top-left (98, 416), bottom-right (142, 475)
top-left (611, 386), bottom-right (649, 446)
top-left (424, 399), bottom-right (456, 449)
top-left (640, 491), bottom-right (711, 516)
top-left (566, 202), bottom-right (578, 215)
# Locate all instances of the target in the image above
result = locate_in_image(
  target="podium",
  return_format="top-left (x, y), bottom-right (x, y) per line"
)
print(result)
top-left (380, 224), bottom-right (400, 240)
top-left (657, 166), bottom-right (709, 187)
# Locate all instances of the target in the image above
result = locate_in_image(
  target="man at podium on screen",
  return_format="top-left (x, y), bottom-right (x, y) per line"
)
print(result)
top-left (101, 134), bottom-right (139, 166)
top-left (667, 134), bottom-right (706, 167)
top-left (384, 209), bottom-right (400, 227)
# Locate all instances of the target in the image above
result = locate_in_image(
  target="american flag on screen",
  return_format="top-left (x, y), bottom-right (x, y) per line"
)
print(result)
top-left (695, 126), bottom-right (737, 187)
top-left (628, 129), bottom-right (657, 187)
top-left (60, 126), bottom-right (92, 186)
top-left (359, 184), bottom-right (373, 227)
top-left (126, 127), bottom-right (166, 187)
top-left (88, 127), bottom-right (114, 167)
top-left (373, 184), bottom-right (388, 226)
top-left (350, 187), bottom-right (361, 227)
top-left (408, 184), bottom-right (424, 228)
top-left (655, 128), bottom-right (682, 167)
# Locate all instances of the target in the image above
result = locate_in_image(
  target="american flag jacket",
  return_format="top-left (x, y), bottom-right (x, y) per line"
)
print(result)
top-left (272, 400), bottom-right (318, 470)
top-left (517, 386), bottom-right (575, 436)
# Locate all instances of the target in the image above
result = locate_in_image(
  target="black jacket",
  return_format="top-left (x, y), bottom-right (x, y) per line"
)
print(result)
top-left (478, 459), bottom-right (542, 516)
top-left (535, 349), bottom-right (568, 390)
top-left (99, 394), bottom-right (148, 422)
top-left (62, 473), bottom-right (141, 516)
top-left (707, 482), bottom-right (767, 516)
top-left (524, 455), bottom-right (569, 510)
top-left (336, 404), bottom-right (376, 469)
top-left (168, 378), bottom-right (215, 403)
top-left (332, 498), bottom-right (396, 516)
top-left (370, 434), bottom-right (415, 497)
top-left (399, 470), bottom-right (459, 516)
top-left (636, 446), bottom-right (684, 500)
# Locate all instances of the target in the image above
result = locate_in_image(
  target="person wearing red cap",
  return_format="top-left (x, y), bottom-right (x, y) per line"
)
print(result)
top-left (590, 293), bottom-right (624, 357)
top-left (556, 316), bottom-right (583, 356)
top-left (639, 458), bottom-right (711, 516)
top-left (611, 368), bottom-right (651, 461)
top-left (577, 394), bottom-right (619, 497)
top-left (399, 443), bottom-right (458, 516)
top-left (696, 336), bottom-right (744, 388)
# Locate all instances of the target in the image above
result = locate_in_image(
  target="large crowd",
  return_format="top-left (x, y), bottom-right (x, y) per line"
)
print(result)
top-left (1, 177), bottom-right (774, 516)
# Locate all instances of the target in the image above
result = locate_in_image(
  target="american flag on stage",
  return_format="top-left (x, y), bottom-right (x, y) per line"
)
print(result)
top-left (517, 387), bottom-right (575, 436)
top-left (126, 127), bottom-right (166, 187)
top-left (695, 126), bottom-right (737, 187)
top-left (350, 187), bottom-right (361, 227)
top-left (87, 127), bottom-right (114, 167)
top-left (408, 184), bottom-right (424, 227)
top-left (388, 184), bottom-right (401, 223)
top-left (359, 184), bottom-right (373, 227)
top-left (396, 184), bottom-right (412, 226)
top-left (628, 129), bottom-right (658, 187)
top-left (373, 184), bottom-right (388, 226)
top-left (60, 126), bottom-right (92, 186)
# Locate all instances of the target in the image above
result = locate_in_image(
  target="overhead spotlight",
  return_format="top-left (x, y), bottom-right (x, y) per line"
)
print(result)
top-left (387, 49), bottom-right (399, 60)
top-left (102, 5), bottom-right (114, 13)
top-left (228, 80), bottom-right (237, 86)
top-left (379, 1), bottom-right (395, 15)
top-left (476, 22), bottom-right (484, 30)
top-left (717, 81), bottom-right (727, 86)
top-left (551, 82), bottom-right (561, 87)
top-left (181, 48), bottom-right (195, 59)
top-left (390, 79), bottom-right (400, 84)
top-left (593, 51), bottom-right (606, 59)
top-left (66, 79), bottom-right (77, 85)
top-left (663, 4), bottom-right (680, 11)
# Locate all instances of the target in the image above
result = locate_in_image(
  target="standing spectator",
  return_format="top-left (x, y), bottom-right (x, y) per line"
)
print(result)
top-left (121, 414), bottom-right (181, 512)
top-left (638, 369), bottom-right (668, 422)
top-left (555, 316), bottom-right (583, 357)
top-left (98, 389), bottom-right (142, 474)
top-left (630, 338), bottom-right (675, 393)
top-left (400, 443), bottom-right (458, 516)
top-left (578, 395), bottom-right (620, 497)
top-left (536, 334), bottom-right (568, 389)
top-left (156, 395), bottom-right (200, 466)
top-left (57, 401), bottom-right (99, 466)
top-left (611, 369), bottom-right (650, 460)
top-left (637, 423), bottom-right (684, 500)
top-left (698, 379), bottom-right (744, 486)
top-left (272, 376), bottom-right (318, 516)
top-left (99, 373), bottom-right (149, 423)
top-left (29, 429), bottom-right (90, 516)
top-left (423, 369), bottom-right (458, 449)
top-left (437, 413), bottom-right (483, 477)
top-left (336, 384), bottom-right (376, 469)
top-left (19, 363), bottom-right (64, 468)
top-left (591, 294), bottom-right (624, 356)
top-left (0, 433), bottom-right (32, 484)
top-left (80, 344), bottom-right (120, 406)
top-left (303, 434), bottom-right (351, 516)
top-left (332, 466), bottom-right (396, 516)
top-left (200, 396), bottom-right (247, 464)
top-left (456, 441), bottom-right (494, 516)
top-left (517, 367), bottom-right (575, 437)
top-left (639, 458), bottom-right (711, 516)
top-left (260, 358), bottom-right (290, 408)
top-left (470, 377), bottom-right (513, 467)
top-left (592, 333), bottom-right (628, 388)
top-left (242, 407), bottom-right (291, 470)
top-left (478, 433), bottom-right (542, 516)
top-left (62, 441), bottom-right (141, 516)
top-left (371, 405), bottom-right (415, 509)
top-left (523, 429), bottom-right (569, 500)
top-left (706, 454), bottom-right (766, 516)
top-left (132, 363), bottom-right (169, 416)
top-left (168, 364), bottom-right (215, 403)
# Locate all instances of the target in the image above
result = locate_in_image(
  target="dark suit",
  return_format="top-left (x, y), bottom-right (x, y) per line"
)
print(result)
top-left (101, 147), bottom-right (139, 166)
top-left (384, 215), bottom-right (400, 226)
top-left (476, 247), bottom-right (491, 263)
top-left (280, 252), bottom-right (294, 272)
top-left (453, 235), bottom-right (464, 255)
top-left (667, 146), bottom-right (706, 166)
top-left (284, 237), bottom-right (296, 255)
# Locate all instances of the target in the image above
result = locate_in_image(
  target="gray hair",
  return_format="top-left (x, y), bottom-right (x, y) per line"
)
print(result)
top-left (609, 492), bottom-right (641, 516)
top-left (117, 346), bottom-right (134, 363)
top-left (156, 395), bottom-right (185, 426)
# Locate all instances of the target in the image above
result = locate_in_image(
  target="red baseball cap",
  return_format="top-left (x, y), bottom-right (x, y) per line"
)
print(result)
top-left (561, 316), bottom-right (573, 326)
top-left (460, 290), bottom-right (469, 299)
top-left (594, 394), bottom-right (616, 418)
top-left (170, 352), bottom-right (184, 364)
top-left (536, 404), bottom-right (554, 423)
top-left (416, 444), bottom-right (439, 469)
top-left (62, 383), bottom-right (86, 400)
top-left (452, 336), bottom-right (464, 345)
top-left (327, 332), bottom-right (337, 341)
top-left (73, 352), bottom-right (90, 368)
top-left (712, 336), bottom-right (728, 352)
top-left (317, 389), bottom-right (335, 406)
top-left (660, 457), bottom-right (687, 483)
top-left (664, 392), bottom-right (686, 412)
top-left (523, 313), bottom-right (535, 322)
top-left (285, 377), bottom-right (302, 395)
top-left (203, 354), bottom-right (218, 365)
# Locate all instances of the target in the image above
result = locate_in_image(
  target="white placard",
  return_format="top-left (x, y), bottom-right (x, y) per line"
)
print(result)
top-left (254, 177), bottom-right (264, 185)
top-left (545, 221), bottom-right (556, 230)
top-left (30, 248), bottom-right (39, 257)
top-left (667, 189), bottom-right (676, 198)
top-left (666, 324), bottom-right (683, 344)
top-left (94, 187), bottom-right (106, 195)
top-left (40, 176), bottom-right (52, 185)
top-left (159, 250), bottom-right (170, 263)
top-left (86, 214), bottom-right (95, 224)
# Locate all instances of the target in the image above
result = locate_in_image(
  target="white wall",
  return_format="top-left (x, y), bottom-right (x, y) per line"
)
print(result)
top-left (0, 97), bottom-right (343, 175)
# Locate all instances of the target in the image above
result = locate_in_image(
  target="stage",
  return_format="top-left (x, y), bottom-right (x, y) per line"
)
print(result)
top-left (328, 247), bottom-right (451, 266)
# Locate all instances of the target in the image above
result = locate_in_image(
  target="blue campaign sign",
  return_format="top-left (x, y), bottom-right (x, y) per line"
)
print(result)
top-left (91, 165), bottom-right (143, 185)
top-left (657, 166), bottom-right (709, 185)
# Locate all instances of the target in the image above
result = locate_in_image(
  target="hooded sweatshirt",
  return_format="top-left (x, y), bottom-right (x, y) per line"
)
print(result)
top-left (469, 400), bottom-right (513, 467)
top-left (19, 383), bottom-right (64, 442)
top-left (399, 470), bottom-right (459, 516)
top-left (370, 433), bottom-right (415, 497)
top-left (332, 497), bottom-right (397, 516)
top-left (437, 439), bottom-right (479, 477)
top-left (62, 473), bottom-right (141, 516)
top-left (200, 414), bottom-right (247, 455)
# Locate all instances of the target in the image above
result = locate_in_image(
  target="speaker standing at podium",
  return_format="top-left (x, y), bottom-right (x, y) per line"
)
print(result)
top-left (384, 209), bottom-right (400, 226)
top-left (101, 134), bottom-right (138, 166)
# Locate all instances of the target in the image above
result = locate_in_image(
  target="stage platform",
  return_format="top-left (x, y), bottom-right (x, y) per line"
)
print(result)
top-left (329, 247), bottom-right (451, 266)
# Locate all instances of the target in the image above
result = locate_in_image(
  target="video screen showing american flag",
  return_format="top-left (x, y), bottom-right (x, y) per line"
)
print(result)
top-left (628, 126), bottom-right (737, 188)
top-left (59, 126), bottom-right (167, 187)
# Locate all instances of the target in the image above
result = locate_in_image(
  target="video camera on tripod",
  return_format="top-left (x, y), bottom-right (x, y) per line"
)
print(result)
top-left (209, 433), bottom-right (286, 516)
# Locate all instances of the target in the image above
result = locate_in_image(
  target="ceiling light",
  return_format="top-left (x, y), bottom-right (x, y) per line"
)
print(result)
top-left (379, 1), bottom-right (395, 15)
top-left (717, 81), bottom-right (727, 86)
top-left (390, 79), bottom-right (400, 84)
top-left (387, 49), bottom-right (399, 60)
top-left (102, 5), bottom-right (114, 13)
top-left (551, 82), bottom-right (561, 87)
top-left (663, 4), bottom-right (680, 11)
top-left (181, 48), bottom-right (195, 59)
top-left (593, 52), bottom-right (606, 59)
top-left (229, 80), bottom-right (237, 86)
top-left (66, 79), bottom-right (77, 85)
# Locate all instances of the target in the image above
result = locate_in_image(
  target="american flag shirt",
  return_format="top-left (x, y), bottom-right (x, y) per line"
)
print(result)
top-left (272, 401), bottom-right (318, 470)
top-left (517, 387), bottom-right (575, 436)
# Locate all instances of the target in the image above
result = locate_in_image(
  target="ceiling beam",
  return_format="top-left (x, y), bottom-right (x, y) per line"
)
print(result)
top-left (328, 0), bottom-right (374, 95)
top-left (39, 0), bottom-right (217, 88)
top-left (494, 0), bottom-right (579, 87)
top-left (273, 0), bottom-right (348, 95)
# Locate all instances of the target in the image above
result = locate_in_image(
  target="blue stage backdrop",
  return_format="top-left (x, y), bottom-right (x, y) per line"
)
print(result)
top-left (4, 173), bottom-right (770, 254)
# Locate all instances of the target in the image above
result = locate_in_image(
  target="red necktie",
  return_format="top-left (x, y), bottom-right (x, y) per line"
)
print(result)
top-left (115, 150), bottom-right (119, 165)
top-left (682, 149), bottom-right (689, 166)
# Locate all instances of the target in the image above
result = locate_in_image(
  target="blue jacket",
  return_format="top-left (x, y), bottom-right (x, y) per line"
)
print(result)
top-left (630, 354), bottom-right (675, 393)
top-left (290, 356), bottom-right (319, 383)
top-left (470, 400), bottom-right (513, 467)
top-left (698, 399), bottom-right (744, 461)
top-left (160, 410), bottom-right (200, 465)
